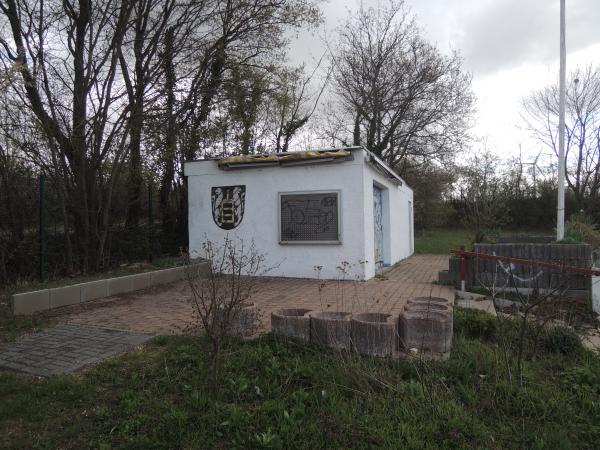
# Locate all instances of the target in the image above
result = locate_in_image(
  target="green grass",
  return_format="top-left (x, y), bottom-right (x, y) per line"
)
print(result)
top-left (1, 307), bottom-right (599, 449)
top-left (415, 228), bottom-right (556, 255)
top-left (0, 314), bottom-right (51, 343)
top-left (415, 228), bottom-right (473, 254)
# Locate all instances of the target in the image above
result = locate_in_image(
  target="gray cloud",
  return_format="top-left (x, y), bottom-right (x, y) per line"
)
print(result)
top-left (296, 0), bottom-right (600, 76)
top-left (457, 0), bottom-right (600, 74)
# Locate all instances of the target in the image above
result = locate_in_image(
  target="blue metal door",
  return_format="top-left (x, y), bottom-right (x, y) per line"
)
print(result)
top-left (373, 186), bottom-right (384, 272)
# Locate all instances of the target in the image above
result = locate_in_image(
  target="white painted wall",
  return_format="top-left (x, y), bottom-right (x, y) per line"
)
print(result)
top-left (186, 156), bottom-right (366, 279)
top-left (361, 152), bottom-right (414, 279)
top-left (185, 148), bottom-right (413, 280)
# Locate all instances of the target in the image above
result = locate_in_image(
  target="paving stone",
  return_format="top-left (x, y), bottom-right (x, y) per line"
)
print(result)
top-left (0, 360), bottom-right (24, 371)
top-left (55, 255), bottom-right (453, 336)
top-left (0, 324), bottom-right (151, 377)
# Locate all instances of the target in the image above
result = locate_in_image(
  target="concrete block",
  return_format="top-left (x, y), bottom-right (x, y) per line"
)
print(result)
top-left (411, 296), bottom-right (452, 304)
top-left (405, 300), bottom-right (453, 328)
top-left (407, 297), bottom-right (453, 308)
top-left (310, 311), bottom-right (352, 350)
top-left (49, 284), bottom-right (81, 309)
top-left (190, 262), bottom-right (210, 278)
top-left (449, 257), bottom-right (460, 273)
top-left (455, 290), bottom-right (487, 301)
top-left (438, 270), bottom-right (459, 285)
top-left (351, 313), bottom-right (395, 357)
top-left (130, 272), bottom-right (151, 291)
top-left (438, 270), bottom-right (450, 284)
top-left (108, 275), bottom-right (133, 296)
top-left (80, 280), bottom-right (109, 303)
top-left (399, 310), bottom-right (452, 353)
top-left (12, 290), bottom-right (50, 315)
top-left (217, 302), bottom-right (259, 337)
top-left (271, 308), bottom-right (312, 341)
top-left (150, 267), bottom-right (181, 286)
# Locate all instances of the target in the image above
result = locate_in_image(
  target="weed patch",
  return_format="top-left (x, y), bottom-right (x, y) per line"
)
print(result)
top-left (1, 314), bottom-right (599, 448)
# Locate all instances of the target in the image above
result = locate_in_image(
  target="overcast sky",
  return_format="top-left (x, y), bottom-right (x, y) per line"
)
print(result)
top-left (290, 0), bottom-right (600, 162)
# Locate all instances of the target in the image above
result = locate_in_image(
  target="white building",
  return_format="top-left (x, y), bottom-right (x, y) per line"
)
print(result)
top-left (184, 147), bottom-right (414, 280)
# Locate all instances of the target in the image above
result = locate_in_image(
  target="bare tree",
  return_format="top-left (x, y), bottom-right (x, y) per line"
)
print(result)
top-left (0, 0), bottom-right (322, 280)
top-left (153, 0), bottom-right (321, 241)
top-left (456, 150), bottom-right (510, 243)
top-left (214, 57), bottom-right (329, 155)
top-left (270, 61), bottom-right (330, 153)
top-left (523, 65), bottom-right (600, 209)
top-left (330, 0), bottom-right (474, 176)
top-left (0, 0), bottom-right (134, 271)
top-left (223, 66), bottom-right (269, 155)
top-left (185, 237), bottom-right (266, 398)
top-left (118, 0), bottom-right (176, 226)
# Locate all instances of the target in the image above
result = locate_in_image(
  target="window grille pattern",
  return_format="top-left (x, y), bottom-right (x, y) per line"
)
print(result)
top-left (280, 193), bottom-right (339, 242)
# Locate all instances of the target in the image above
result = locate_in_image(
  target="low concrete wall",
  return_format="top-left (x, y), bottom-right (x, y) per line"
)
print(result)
top-left (442, 244), bottom-right (592, 290)
top-left (11, 263), bottom-right (208, 316)
top-left (473, 243), bottom-right (591, 290)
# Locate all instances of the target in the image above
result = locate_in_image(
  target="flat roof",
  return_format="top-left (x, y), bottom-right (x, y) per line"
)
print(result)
top-left (186, 146), bottom-right (407, 187)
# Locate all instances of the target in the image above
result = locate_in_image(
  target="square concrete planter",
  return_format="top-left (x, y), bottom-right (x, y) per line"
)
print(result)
top-left (405, 301), bottom-right (452, 315)
top-left (271, 308), bottom-right (312, 341)
top-left (310, 311), bottom-right (352, 350)
top-left (351, 313), bottom-right (396, 357)
top-left (217, 302), bottom-right (259, 337)
top-left (405, 300), bottom-right (453, 329)
top-left (399, 310), bottom-right (452, 354)
top-left (408, 297), bottom-right (452, 307)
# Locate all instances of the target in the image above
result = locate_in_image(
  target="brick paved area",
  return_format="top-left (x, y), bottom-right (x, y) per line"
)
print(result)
top-left (56, 254), bottom-right (452, 335)
top-left (0, 324), bottom-right (151, 377)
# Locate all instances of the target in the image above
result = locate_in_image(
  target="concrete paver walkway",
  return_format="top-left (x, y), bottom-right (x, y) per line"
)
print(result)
top-left (0, 254), bottom-right (451, 376)
top-left (57, 254), bottom-right (452, 334)
top-left (0, 324), bottom-right (150, 377)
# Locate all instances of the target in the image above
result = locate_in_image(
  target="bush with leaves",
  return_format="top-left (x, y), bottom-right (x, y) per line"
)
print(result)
top-left (454, 308), bottom-right (497, 341)
top-left (561, 211), bottom-right (600, 249)
top-left (542, 326), bottom-right (583, 355)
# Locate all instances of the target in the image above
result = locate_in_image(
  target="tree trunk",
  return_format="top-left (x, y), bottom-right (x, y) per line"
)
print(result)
top-left (353, 110), bottom-right (361, 146)
top-left (160, 28), bottom-right (177, 237)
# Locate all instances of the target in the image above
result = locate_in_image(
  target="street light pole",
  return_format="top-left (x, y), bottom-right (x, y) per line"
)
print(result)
top-left (557, 0), bottom-right (566, 240)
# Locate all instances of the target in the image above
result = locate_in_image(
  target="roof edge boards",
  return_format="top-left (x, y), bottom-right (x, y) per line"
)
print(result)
top-left (363, 149), bottom-right (404, 186)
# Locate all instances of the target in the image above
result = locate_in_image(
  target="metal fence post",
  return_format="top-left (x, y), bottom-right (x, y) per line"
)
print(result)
top-left (459, 245), bottom-right (466, 291)
top-left (38, 173), bottom-right (45, 282)
top-left (148, 180), bottom-right (153, 262)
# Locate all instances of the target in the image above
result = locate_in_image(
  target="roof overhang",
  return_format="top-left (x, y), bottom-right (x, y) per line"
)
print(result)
top-left (363, 149), bottom-right (404, 186)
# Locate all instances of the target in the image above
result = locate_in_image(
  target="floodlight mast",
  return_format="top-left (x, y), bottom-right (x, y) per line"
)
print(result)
top-left (557, 0), bottom-right (566, 240)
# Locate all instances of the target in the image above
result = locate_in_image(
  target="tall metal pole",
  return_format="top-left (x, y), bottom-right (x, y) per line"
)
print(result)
top-left (557, 0), bottom-right (566, 240)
